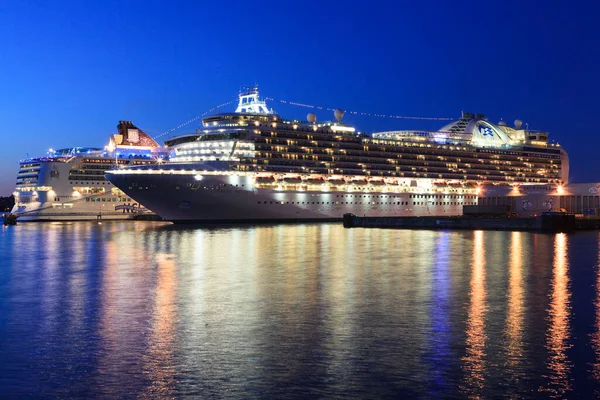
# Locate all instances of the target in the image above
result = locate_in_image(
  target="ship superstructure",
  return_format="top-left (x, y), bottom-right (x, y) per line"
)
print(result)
top-left (12, 121), bottom-right (168, 221)
top-left (106, 86), bottom-right (569, 223)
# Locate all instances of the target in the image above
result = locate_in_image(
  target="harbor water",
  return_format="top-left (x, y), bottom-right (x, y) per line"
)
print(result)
top-left (2, 222), bottom-right (600, 398)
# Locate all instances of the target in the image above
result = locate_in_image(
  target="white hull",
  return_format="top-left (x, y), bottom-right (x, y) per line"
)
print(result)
top-left (12, 198), bottom-right (148, 221)
top-left (17, 214), bottom-right (138, 222)
top-left (12, 141), bottom-right (161, 222)
top-left (107, 172), bottom-right (476, 223)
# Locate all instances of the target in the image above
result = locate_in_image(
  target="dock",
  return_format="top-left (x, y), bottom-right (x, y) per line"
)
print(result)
top-left (131, 213), bottom-right (163, 221)
top-left (2, 213), bottom-right (18, 226)
top-left (342, 212), bottom-right (582, 232)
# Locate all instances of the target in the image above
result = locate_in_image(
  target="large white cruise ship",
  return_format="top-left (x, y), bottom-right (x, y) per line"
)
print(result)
top-left (12, 121), bottom-right (168, 221)
top-left (106, 86), bottom-right (569, 223)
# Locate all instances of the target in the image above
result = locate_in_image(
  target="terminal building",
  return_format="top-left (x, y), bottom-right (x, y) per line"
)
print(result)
top-left (479, 182), bottom-right (600, 216)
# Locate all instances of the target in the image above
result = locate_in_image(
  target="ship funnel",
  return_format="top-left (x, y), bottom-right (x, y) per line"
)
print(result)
top-left (334, 109), bottom-right (344, 123)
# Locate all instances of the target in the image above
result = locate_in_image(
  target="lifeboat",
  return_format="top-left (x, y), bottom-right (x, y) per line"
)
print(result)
top-left (306, 176), bottom-right (325, 185)
top-left (349, 177), bottom-right (368, 185)
top-left (255, 175), bottom-right (276, 183)
top-left (327, 176), bottom-right (347, 186)
top-left (280, 175), bottom-right (303, 184)
top-left (368, 179), bottom-right (386, 186)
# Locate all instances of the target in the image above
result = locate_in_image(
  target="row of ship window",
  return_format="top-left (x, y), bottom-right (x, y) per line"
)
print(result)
top-left (258, 130), bottom-right (561, 159)
top-left (250, 157), bottom-right (559, 178)
top-left (244, 165), bottom-right (557, 183)
top-left (253, 148), bottom-right (559, 169)
top-left (70, 182), bottom-right (110, 186)
top-left (334, 194), bottom-right (476, 199)
top-left (188, 185), bottom-right (477, 199)
top-left (69, 176), bottom-right (108, 181)
top-left (78, 158), bottom-right (153, 164)
top-left (17, 168), bottom-right (39, 174)
top-left (188, 183), bottom-right (246, 190)
top-left (16, 178), bottom-right (38, 184)
top-left (247, 157), bottom-right (556, 173)
top-left (255, 144), bottom-right (560, 167)
top-left (86, 197), bottom-right (132, 202)
top-left (257, 201), bottom-right (476, 206)
top-left (71, 164), bottom-right (113, 170)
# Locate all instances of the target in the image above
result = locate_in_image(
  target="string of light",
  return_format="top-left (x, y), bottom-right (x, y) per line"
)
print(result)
top-left (152, 95), bottom-right (453, 140)
top-left (266, 97), bottom-right (453, 121)
top-left (152, 99), bottom-right (236, 139)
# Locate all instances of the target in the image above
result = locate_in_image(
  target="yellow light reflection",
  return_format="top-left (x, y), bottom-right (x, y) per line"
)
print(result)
top-left (461, 230), bottom-right (487, 398)
top-left (591, 233), bottom-right (600, 386)
top-left (96, 229), bottom-right (157, 396)
top-left (541, 233), bottom-right (571, 397)
top-left (505, 232), bottom-right (524, 371)
top-left (143, 253), bottom-right (178, 397)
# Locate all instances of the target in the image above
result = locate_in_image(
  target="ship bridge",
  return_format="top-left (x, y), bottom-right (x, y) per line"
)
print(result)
top-left (235, 85), bottom-right (273, 114)
top-left (197, 85), bottom-right (278, 128)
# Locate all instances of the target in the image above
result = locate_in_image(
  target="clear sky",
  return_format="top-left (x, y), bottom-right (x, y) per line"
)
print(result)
top-left (1, 0), bottom-right (599, 195)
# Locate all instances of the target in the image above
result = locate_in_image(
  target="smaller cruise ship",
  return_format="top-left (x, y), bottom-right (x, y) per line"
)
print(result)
top-left (11, 121), bottom-right (168, 221)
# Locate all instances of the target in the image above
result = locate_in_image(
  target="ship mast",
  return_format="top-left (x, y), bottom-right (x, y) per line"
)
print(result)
top-left (235, 85), bottom-right (273, 114)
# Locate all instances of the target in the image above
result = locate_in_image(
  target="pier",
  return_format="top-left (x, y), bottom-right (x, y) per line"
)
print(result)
top-left (2, 213), bottom-right (17, 226)
top-left (342, 212), bottom-right (581, 232)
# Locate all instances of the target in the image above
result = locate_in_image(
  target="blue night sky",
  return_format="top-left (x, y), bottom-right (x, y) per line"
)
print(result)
top-left (1, 0), bottom-right (599, 195)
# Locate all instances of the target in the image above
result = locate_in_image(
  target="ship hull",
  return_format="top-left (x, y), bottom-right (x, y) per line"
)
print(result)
top-left (16, 215), bottom-right (137, 222)
top-left (106, 172), bottom-right (472, 223)
top-left (12, 199), bottom-right (148, 222)
top-left (12, 154), bottom-right (158, 222)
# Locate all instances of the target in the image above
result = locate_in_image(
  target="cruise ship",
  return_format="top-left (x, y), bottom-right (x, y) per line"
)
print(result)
top-left (11, 121), bottom-right (168, 221)
top-left (106, 86), bottom-right (569, 223)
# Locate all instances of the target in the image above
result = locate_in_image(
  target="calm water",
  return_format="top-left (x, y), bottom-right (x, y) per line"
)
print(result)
top-left (2, 222), bottom-right (600, 398)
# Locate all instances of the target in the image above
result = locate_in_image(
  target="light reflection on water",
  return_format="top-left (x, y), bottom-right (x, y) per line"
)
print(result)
top-left (142, 253), bottom-right (178, 398)
top-left (2, 222), bottom-right (600, 398)
top-left (541, 233), bottom-right (572, 398)
top-left (503, 231), bottom-right (525, 393)
top-left (593, 235), bottom-right (600, 396)
top-left (461, 230), bottom-right (487, 398)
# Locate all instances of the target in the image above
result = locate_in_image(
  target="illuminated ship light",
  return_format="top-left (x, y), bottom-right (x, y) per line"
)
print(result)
top-left (105, 85), bottom-right (568, 223)
top-left (11, 121), bottom-right (168, 221)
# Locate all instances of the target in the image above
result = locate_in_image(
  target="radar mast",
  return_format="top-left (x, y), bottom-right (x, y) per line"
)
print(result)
top-left (235, 84), bottom-right (273, 114)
